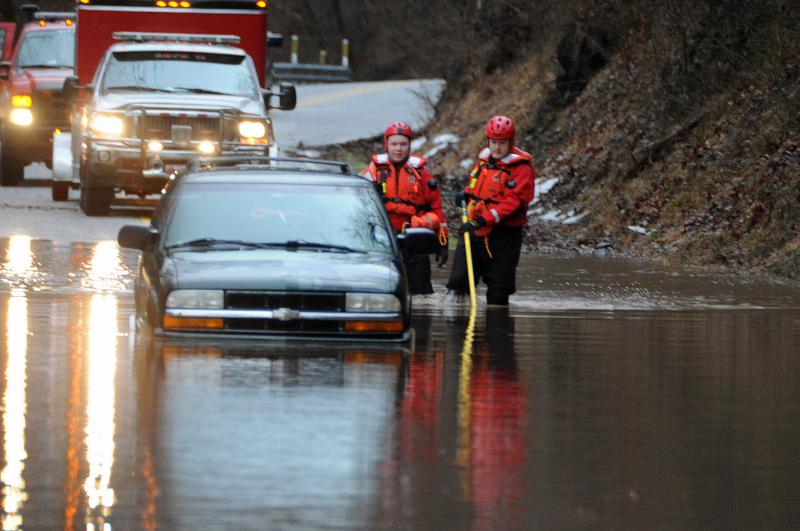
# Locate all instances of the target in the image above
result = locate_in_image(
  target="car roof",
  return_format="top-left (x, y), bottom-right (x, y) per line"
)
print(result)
top-left (180, 170), bottom-right (371, 188)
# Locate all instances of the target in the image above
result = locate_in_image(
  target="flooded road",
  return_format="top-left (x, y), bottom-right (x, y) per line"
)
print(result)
top-left (1, 235), bottom-right (800, 529)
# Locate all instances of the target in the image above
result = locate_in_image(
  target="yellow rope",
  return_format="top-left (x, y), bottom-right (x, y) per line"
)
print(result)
top-left (461, 206), bottom-right (478, 310)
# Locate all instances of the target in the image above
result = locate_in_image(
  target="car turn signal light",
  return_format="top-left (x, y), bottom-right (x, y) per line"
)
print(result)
top-left (163, 316), bottom-right (224, 330)
top-left (344, 320), bottom-right (404, 333)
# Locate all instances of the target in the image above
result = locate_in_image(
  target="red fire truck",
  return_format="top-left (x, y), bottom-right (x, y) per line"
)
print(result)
top-left (54, 0), bottom-right (293, 213)
top-left (0, 10), bottom-right (76, 186)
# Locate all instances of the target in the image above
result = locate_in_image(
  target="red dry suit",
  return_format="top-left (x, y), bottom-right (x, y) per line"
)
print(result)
top-left (361, 153), bottom-right (446, 235)
top-left (464, 147), bottom-right (535, 236)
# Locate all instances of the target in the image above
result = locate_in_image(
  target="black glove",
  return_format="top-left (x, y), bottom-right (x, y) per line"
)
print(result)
top-left (459, 217), bottom-right (486, 235)
top-left (435, 243), bottom-right (448, 267)
top-left (455, 191), bottom-right (468, 208)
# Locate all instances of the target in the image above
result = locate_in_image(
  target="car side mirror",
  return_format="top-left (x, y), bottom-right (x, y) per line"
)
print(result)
top-left (396, 228), bottom-right (439, 255)
top-left (0, 62), bottom-right (10, 80)
top-left (118, 224), bottom-right (158, 251)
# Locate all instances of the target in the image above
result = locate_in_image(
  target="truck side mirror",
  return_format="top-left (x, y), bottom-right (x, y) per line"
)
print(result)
top-left (263, 83), bottom-right (297, 111)
top-left (63, 76), bottom-right (91, 103)
top-left (278, 83), bottom-right (296, 111)
top-left (267, 31), bottom-right (283, 48)
top-left (0, 61), bottom-right (10, 80)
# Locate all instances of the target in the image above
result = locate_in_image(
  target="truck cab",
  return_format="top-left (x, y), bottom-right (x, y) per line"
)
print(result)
top-left (0, 12), bottom-right (75, 186)
top-left (69, 33), bottom-right (294, 215)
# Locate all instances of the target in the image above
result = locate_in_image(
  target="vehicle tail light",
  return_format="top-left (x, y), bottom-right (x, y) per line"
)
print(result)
top-left (344, 320), bottom-right (404, 333)
top-left (163, 316), bottom-right (224, 330)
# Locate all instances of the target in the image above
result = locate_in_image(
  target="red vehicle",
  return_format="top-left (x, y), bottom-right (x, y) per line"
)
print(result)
top-left (73, 0), bottom-right (277, 87)
top-left (0, 22), bottom-right (14, 61)
top-left (0, 11), bottom-right (75, 186)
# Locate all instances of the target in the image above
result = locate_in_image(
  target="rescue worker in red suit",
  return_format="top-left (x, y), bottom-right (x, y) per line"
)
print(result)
top-left (446, 116), bottom-right (535, 305)
top-left (361, 122), bottom-right (448, 295)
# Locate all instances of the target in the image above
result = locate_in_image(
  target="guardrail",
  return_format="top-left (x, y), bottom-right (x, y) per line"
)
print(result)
top-left (271, 35), bottom-right (352, 83)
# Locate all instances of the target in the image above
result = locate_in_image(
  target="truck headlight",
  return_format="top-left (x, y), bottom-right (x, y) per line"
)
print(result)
top-left (166, 290), bottom-right (224, 309)
top-left (9, 108), bottom-right (33, 126)
top-left (238, 120), bottom-right (266, 139)
top-left (90, 114), bottom-right (124, 137)
top-left (346, 293), bottom-right (401, 312)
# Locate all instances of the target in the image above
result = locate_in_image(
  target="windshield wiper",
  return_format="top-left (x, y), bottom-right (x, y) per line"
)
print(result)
top-left (271, 240), bottom-right (367, 253)
top-left (20, 64), bottom-right (72, 69)
top-left (166, 87), bottom-right (234, 95)
top-left (165, 238), bottom-right (272, 251)
top-left (105, 85), bottom-right (169, 92)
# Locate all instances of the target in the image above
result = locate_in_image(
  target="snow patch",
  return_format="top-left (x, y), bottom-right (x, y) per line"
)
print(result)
top-left (627, 225), bottom-right (649, 235)
top-left (534, 177), bottom-right (559, 201)
top-left (410, 137), bottom-right (427, 151)
top-left (423, 133), bottom-right (460, 158)
top-left (459, 158), bottom-right (474, 170)
top-left (295, 149), bottom-right (322, 158)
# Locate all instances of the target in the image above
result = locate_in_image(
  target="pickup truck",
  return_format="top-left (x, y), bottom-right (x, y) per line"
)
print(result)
top-left (0, 12), bottom-right (75, 186)
top-left (62, 32), bottom-right (295, 215)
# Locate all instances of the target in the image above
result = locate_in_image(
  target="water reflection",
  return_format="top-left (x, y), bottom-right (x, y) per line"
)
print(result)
top-left (84, 294), bottom-right (119, 529)
top-left (82, 241), bottom-right (127, 292)
top-left (1, 293), bottom-right (28, 530)
top-left (1, 235), bottom-right (41, 290)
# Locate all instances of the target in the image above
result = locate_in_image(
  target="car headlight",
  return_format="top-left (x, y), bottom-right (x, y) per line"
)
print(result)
top-left (166, 290), bottom-right (224, 309)
top-left (90, 114), bottom-right (124, 137)
top-left (346, 293), bottom-right (401, 312)
top-left (9, 108), bottom-right (33, 126)
top-left (238, 120), bottom-right (266, 139)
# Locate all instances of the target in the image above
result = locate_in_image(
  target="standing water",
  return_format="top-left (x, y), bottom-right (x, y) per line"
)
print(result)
top-left (0, 237), bottom-right (799, 529)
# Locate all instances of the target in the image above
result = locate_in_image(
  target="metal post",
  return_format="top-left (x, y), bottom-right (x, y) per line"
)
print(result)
top-left (341, 38), bottom-right (349, 68)
top-left (319, 49), bottom-right (327, 65)
top-left (290, 34), bottom-right (299, 65)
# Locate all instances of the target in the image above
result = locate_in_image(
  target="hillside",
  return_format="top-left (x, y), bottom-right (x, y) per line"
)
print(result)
top-left (411, 1), bottom-right (800, 279)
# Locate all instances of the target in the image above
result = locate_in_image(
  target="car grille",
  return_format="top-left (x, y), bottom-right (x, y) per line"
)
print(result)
top-left (226, 291), bottom-right (346, 312)
top-left (223, 291), bottom-right (346, 334)
top-left (141, 115), bottom-right (221, 142)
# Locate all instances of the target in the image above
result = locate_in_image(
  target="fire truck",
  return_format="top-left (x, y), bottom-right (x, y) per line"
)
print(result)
top-left (54, 0), bottom-right (294, 214)
top-left (0, 10), bottom-right (75, 186)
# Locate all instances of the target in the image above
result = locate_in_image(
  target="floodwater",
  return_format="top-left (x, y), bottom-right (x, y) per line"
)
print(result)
top-left (1, 235), bottom-right (799, 530)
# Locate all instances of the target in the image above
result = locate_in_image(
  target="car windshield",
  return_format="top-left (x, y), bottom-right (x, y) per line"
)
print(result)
top-left (101, 50), bottom-right (258, 97)
top-left (17, 29), bottom-right (74, 69)
top-left (163, 183), bottom-right (394, 254)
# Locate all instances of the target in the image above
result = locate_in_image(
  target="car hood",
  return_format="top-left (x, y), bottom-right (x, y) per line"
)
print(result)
top-left (94, 92), bottom-right (262, 115)
top-left (167, 249), bottom-right (399, 292)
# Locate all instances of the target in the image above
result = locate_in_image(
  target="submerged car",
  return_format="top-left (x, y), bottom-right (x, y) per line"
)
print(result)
top-left (118, 157), bottom-right (437, 342)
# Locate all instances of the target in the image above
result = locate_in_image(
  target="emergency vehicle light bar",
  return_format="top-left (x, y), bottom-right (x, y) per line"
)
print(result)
top-left (112, 32), bottom-right (241, 44)
top-left (34, 12), bottom-right (77, 21)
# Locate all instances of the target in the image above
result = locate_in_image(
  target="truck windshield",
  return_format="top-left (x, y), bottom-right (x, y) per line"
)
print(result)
top-left (101, 51), bottom-right (258, 98)
top-left (17, 29), bottom-right (75, 69)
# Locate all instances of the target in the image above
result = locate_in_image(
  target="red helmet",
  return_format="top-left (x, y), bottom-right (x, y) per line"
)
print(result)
top-left (384, 121), bottom-right (413, 151)
top-left (485, 115), bottom-right (515, 148)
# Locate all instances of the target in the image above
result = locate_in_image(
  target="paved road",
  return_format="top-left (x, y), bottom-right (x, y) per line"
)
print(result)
top-left (272, 79), bottom-right (444, 149)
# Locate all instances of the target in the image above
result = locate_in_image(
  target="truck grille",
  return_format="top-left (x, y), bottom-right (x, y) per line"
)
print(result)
top-left (141, 115), bottom-right (220, 141)
top-left (33, 89), bottom-right (70, 127)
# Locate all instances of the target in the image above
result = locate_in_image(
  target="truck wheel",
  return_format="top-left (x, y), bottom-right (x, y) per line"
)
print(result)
top-left (80, 187), bottom-right (113, 216)
top-left (0, 151), bottom-right (24, 187)
top-left (52, 181), bottom-right (69, 201)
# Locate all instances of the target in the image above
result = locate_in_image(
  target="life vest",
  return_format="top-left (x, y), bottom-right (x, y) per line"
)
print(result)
top-left (363, 154), bottom-right (431, 232)
top-left (465, 147), bottom-right (532, 236)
